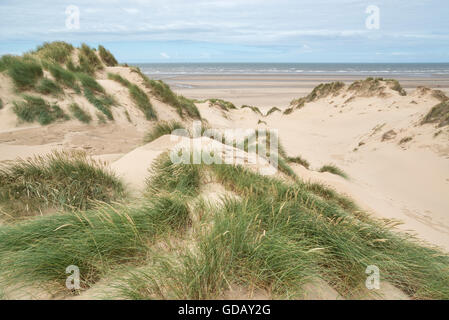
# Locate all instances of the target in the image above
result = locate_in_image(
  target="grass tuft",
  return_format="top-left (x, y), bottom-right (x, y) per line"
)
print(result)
top-left (266, 107), bottom-right (281, 116)
top-left (78, 43), bottom-right (103, 74)
top-left (12, 95), bottom-right (68, 125)
top-left (287, 155), bottom-right (310, 169)
top-left (0, 150), bottom-right (125, 218)
top-left (7, 58), bottom-right (43, 90)
top-left (132, 68), bottom-right (201, 119)
top-left (241, 105), bottom-right (263, 115)
top-left (33, 41), bottom-right (74, 64)
top-left (98, 45), bottom-right (118, 66)
top-left (35, 78), bottom-right (63, 96)
top-left (0, 193), bottom-right (190, 291)
top-left (108, 73), bottom-right (157, 120)
top-left (208, 99), bottom-right (236, 111)
top-left (421, 101), bottom-right (449, 128)
top-left (143, 121), bottom-right (187, 143)
top-left (69, 103), bottom-right (92, 124)
top-left (45, 63), bottom-right (80, 93)
top-left (83, 87), bottom-right (114, 120)
top-left (319, 164), bottom-right (348, 179)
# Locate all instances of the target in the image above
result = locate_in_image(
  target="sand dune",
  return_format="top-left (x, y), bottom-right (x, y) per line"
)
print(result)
top-left (1, 45), bottom-right (449, 300)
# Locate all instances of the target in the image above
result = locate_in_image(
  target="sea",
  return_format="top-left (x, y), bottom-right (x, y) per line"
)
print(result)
top-left (136, 63), bottom-right (449, 78)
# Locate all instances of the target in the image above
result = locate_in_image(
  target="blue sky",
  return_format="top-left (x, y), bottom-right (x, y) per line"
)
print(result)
top-left (0, 0), bottom-right (448, 63)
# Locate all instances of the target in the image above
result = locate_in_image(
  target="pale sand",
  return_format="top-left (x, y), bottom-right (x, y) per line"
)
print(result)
top-left (190, 83), bottom-right (449, 252)
top-left (1, 70), bottom-right (448, 253)
top-left (161, 74), bottom-right (449, 111)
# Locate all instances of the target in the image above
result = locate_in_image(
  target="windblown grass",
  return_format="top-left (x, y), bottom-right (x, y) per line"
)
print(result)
top-left (108, 73), bottom-right (157, 120)
top-left (83, 87), bottom-right (114, 120)
top-left (283, 107), bottom-right (293, 115)
top-left (35, 78), bottom-right (63, 96)
top-left (1, 150), bottom-right (448, 299)
top-left (349, 78), bottom-right (406, 97)
top-left (241, 104), bottom-right (263, 115)
top-left (287, 155), bottom-right (310, 169)
top-left (208, 99), bottom-right (236, 111)
top-left (69, 103), bottom-right (92, 124)
top-left (421, 101), bottom-right (449, 128)
top-left (12, 95), bottom-right (68, 125)
top-left (76, 73), bottom-right (104, 93)
top-left (33, 41), bottom-right (74, 64)
top-left (319, 164), bottom-right (349, 179)
top-left (98, 45), bottom-right (118, 66)
top-left (0, 193), bottom-right (190, 291)
top-left (208, 164), bottom-right (449, 299)
top-left (290, 82), bottom-right (344, 109)
top-left (143, 121), bottom-right (187, 143)
top-left (133, 68), bottom-right (201, 119)
top-left (146, 152), bottom-right (201, 197)
top-left (45, 63), bottom-right (80, 93)
top-left (0, 150), bottom-right (125, 218)
top-left (266, 107), bottom-right (281, 116)
top-left (7, 58), bottom-right (43, 90)
top-left (78, 43), bottom-right (103, 74)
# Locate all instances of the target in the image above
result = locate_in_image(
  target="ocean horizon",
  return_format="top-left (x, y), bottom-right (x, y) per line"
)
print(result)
top-left (136, 62), bottom-right (449, 78)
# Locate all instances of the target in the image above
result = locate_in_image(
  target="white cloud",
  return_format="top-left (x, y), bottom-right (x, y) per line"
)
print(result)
top-left (160, 52), bottom-right (170, 59)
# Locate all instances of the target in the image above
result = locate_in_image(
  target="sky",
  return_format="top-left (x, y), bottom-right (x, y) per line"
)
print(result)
top-left (0, 0), bottom-right (448, 63)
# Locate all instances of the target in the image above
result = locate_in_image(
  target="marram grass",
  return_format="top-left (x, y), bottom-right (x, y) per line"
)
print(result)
top-left (0, 150), bottom-right (125, 218)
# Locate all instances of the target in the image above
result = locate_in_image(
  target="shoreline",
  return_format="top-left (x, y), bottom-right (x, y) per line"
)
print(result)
top-left (152, 73), bottom-right (449, 109)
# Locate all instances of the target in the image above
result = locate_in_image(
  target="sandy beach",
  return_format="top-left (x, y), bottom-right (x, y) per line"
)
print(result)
top-left (161, 73), bottom-right (449, 111)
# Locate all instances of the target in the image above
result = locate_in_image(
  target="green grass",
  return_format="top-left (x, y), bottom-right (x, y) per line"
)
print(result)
top-left (129, 85), bottom-right (157, 120)
top-left (208, 99), bottom-right (236, 111)
top-left (6, 58), bottom-right (43, 90)
top-left (143, 121), bottom-right (187, 143)
top-left (319, 164), bottom-right (349, 179)
top-left (98, 45), bottom-right (118, 66)
top-left (12, 95), bottom-right (68, 125)
top-left (35, 78), bottom-right (63, 96)
top-left (208, 164), bottom-right (449, 299)
top-left (32, 41), bottom-right (74, 64)
top-left (0, 98), bottom-right (3, 110)
top-left (69, 103), bottom-right (92, 124)
top-left (266, 107), bottom-right (281, 116)
top-left (241, 104), bottom-right (263, 115)
top-left (0, 55), bottom-right (20, 72)
top-left (146, 152), bottom-right (201, 197)
top-left (112, 158), bottom-right (449, 300)
top-left (348, 78), bottom-right (407, 97)
top-left (0, 193), bottom-right (190, 291)
top-left (0, 150), bottom-right (125, 219)
top-left (83, 87), bottom-right (114, 120)
top-left (78, 43), bottom-right (103, 74)
top-left (421, 101), bottom-right (449, 128)
top-left (108, 73), bottom-right (157, 120)
top-left (290, 82), bottom-right (345, 109)
top-left (45, 63), bottom-right (80, 93)
top-left (133, 68), bottom-right (201, 119)
top-left (1, 149), bottom-right (448, 299)
top-left (76, 73), bottom-right (104, 93)
top-left (287, 155), bottom-right (310, 169)
top-left (283, 107), bottom-right (293, 114)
